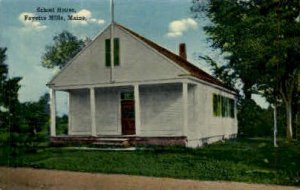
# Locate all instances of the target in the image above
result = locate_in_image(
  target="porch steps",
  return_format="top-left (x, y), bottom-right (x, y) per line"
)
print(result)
top-left (92, 138), bottom-right (129, 147)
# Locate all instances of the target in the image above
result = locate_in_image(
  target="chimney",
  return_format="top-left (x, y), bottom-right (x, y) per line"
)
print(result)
top-left (179, 43), bottom-right (187, 60)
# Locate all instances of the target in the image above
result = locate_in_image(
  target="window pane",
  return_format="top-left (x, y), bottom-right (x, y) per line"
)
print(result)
top-left (121, 92), bottom-right (134, 100)
top-left (226, 98), bottom-right (230, 117)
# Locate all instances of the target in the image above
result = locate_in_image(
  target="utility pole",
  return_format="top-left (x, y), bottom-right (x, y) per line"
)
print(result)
top-left (110, 0), bottom-right (114, 83)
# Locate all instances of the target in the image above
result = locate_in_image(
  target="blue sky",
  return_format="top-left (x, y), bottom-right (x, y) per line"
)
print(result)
top-left (0, 0), bottom-right (267, 111)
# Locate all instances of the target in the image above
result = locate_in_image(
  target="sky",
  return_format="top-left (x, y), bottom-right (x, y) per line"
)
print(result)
top-left (0, 0), bottom-right (268, 113)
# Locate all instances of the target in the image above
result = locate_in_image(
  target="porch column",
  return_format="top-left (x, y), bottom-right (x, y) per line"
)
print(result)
top-left (134, 84), bottom-right (141, 135)
top-left (90, 88), bottom-right (97, 136)
top-left (182, 82), bottom-right (188, 136)
top-left (68, 92), bottom-right (72, 135)
top-left (50, 88), bottom-right (56, 137)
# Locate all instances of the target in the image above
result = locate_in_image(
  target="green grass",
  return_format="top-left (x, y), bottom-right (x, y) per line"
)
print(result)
top-left (0, 138), bottom-right (299, 186)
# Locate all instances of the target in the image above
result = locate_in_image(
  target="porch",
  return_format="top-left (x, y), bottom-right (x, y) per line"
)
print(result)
top-left (49, 79), bottom-right (195, 146)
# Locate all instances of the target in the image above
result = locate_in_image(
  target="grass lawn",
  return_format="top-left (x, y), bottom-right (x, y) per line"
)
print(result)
top-left (0, 138), bottom-right (299, 186)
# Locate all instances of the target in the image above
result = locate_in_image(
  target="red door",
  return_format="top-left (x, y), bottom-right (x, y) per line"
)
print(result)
top-left (121, 100), bottom-right (135, 135)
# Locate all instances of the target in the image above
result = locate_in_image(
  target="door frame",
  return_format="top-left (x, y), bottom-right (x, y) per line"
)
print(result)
top-left (120, 91), bottom-right (136, 135)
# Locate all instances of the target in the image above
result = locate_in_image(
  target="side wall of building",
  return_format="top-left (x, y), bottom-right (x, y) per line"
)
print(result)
top-left (187, 82), bottom-right (238, 147)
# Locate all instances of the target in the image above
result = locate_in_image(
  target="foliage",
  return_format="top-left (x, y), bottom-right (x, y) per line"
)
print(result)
top-left (56, 114), bottom-right (68, 135)
top-left (238, 99), bottom-right (285, 137)
top-left (0, 46), bottom-right (22, 144)
top-left (0, 93), bottom-right (50, 159)
top-left (191, 0), bottom-right (300, 139)
top-left (0, 138), bottom-right (299, 185)
top-left (41, 31), bottom-right (85, 69)
top-left (199, 55), bottom-right (238, 92)
top-left (0, 46), bottom-right (50, 148)
top-left (0, 46), bottom-right (51, 152)
top-left (18, 93), bottom-right (50, 146)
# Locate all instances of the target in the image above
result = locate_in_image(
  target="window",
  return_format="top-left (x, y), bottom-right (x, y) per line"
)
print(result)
top-left (105, 38), bottom-right (120, 66)
top-left (121, 92), bottom-right (134, 100)
top-left (213, 94), bottom-right (222, 116)
top-left (213, 93), bottom-right (235, 118)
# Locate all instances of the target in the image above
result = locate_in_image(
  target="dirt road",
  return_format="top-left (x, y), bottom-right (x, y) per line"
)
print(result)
top-left (0, 167), bottom-right (298, 190)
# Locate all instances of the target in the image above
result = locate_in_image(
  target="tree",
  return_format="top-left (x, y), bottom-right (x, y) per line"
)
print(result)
top-left (20, 93), bottom-right (50, 145)
top-left (42, 31), bottom-right (85, 69)
top-left (191, 0), bottom-right (300, 140)
top-left (0, 46), bottom-right (22, 133)
top-left (0, 46), bottom-right (24, 151)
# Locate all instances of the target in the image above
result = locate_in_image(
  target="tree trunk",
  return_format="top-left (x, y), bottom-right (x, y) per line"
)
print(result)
top-left (279, 75), bottom-right (297, 141)
top-left (243, 81), bottom-right (252, 100)
top-left (285, 100), bottom-right (293, 140)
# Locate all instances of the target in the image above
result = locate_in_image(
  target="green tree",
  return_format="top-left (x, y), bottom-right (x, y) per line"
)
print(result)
top-left (192, 0), bottom-right (300, 140)
top-left (0, 46), bottom-right (22, 134)
top-left (20, 93), bottom-right (50, 146)
top-left (42, 31), bottom-right (85, 69)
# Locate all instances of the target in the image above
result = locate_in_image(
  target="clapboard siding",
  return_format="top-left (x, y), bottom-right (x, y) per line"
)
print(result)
top-left (140, 84), bottom-right (183, 136)
top-left (186, 83), bottom-right (238, 147)
top-left (95, 87), bottom-right (121, 135)
top-left (187, 85), bottom-right (197, 137)
top-left (50, 25), bottom-right (186, 87)
top-left (69, 89), bottom-right (91, 134)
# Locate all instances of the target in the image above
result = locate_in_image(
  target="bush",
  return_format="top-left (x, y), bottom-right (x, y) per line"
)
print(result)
top-left (238, 99), bottom-right (285, 137)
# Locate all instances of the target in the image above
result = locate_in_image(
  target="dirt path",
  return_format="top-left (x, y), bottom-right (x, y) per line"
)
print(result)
top-left (0, 167), bottom-right (298, 190)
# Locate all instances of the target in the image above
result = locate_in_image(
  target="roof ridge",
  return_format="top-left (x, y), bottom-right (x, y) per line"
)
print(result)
top-left (114, 22), bottom-right (231, 91)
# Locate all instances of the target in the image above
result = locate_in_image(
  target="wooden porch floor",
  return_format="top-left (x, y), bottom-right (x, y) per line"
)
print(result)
top-left (50, 135), bottom-right (187, 147)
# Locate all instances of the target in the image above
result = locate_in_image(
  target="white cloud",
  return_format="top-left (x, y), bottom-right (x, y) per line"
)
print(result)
top-left (167, 18), bottom-right (198, 38)
top-left (97, 19), bottom-right (105, 25)
top-left (18, 12), bottom-right (47, 31)
top-left (71, 9), bottom-right (105, 26)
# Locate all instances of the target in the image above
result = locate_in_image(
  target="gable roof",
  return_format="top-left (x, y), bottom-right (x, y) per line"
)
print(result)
top-left (48, 22), bottom-right (233, 92)
top-left (115, 23), bottom-right (232, 91)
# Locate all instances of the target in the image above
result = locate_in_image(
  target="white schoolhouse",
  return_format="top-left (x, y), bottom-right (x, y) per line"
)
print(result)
top-left (47, 22), bottom-right (238, 147)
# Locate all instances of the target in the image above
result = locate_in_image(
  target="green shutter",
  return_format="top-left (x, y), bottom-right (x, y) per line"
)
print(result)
top-left (114, 38), bottom-right (120, 66)
top-left (105, 39), bottom-right (111, 66)
top-left (213, 94), bottom-right (223, 117)
top-left (229, 99), bottom-right (235, 118)
top-left (105, 38), bottom-right (120, 66)
top-left (213, 94), bottom-right (218, 116)
top-left (217, 95), bottom-right (222, 116)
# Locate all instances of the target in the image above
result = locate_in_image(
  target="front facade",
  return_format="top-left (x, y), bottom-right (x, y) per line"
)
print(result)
top-left (47, 23), bottom-right (238, 147)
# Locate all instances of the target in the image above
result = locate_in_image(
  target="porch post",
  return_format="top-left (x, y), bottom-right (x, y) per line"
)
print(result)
top-left (182, 82), bottom-right (188, 136)
top-left (50, 88), bottom-right (56, 137)
top-left (90, 88), bottom-right (97, 136)
top-left (68, 92), bottom-right (72, 135)
top-left (134, 84), bottom-right (141, 135)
